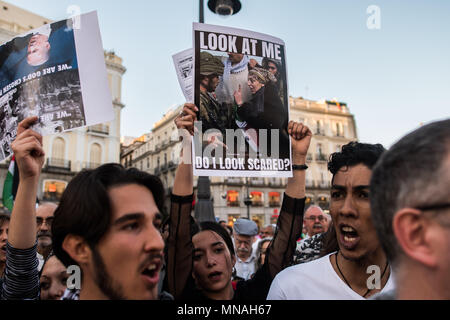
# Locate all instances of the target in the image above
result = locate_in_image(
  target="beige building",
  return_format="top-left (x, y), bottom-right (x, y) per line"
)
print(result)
top-left (0, 1), bottom-right (125, 204)
top-left (122, 97), bottom-right (358, 227)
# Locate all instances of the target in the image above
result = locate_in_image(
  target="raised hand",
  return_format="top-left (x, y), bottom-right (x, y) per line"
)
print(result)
top-left (11, 116), bottom-right (45, 180)
top-left (174, 103), bottom-right (198, 137)
top-left (288, 121), bottom-right (312, 159)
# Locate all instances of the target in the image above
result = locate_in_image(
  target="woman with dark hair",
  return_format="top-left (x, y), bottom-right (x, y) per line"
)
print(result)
top-left (39, 253), bottom-right (67, 300)
top-left (167, 104), bottom-right (311, 300)
top-left (255, 237), bottom-right (273, 271)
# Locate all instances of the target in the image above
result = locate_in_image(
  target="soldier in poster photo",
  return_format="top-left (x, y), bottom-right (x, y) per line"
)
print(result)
top-left (193, 23), bottom-right (291, 177)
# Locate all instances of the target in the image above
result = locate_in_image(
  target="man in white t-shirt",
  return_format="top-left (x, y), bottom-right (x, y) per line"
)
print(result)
top-left (268, 142), bottom-right (394, 299)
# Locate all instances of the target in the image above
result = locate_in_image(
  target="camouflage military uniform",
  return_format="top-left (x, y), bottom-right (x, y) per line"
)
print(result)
top-left (199, 91), bottom-right (229, 136)
top-left (198, 51), bottom-right (232, 136)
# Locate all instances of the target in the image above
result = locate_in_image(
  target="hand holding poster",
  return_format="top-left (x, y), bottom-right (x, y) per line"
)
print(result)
top-left (192, 23), bottom-right (291, 177)
top-left (0, 11), bottom-right (113, 161)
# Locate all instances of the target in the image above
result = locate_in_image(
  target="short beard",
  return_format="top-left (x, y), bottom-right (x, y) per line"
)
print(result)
top-left (91, 246), bottom-right (126, 300)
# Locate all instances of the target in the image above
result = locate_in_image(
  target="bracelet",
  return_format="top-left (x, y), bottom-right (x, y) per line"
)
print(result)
top-left (292, 164), bottom-right (308, 170)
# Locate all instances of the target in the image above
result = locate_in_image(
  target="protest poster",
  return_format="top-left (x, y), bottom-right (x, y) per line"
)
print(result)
top-left (192, 23), bottom-right (292, 177)
top-left (0, 11), bottom-right (113, 161)
top-left (173, 48), bottom-right (194, 102)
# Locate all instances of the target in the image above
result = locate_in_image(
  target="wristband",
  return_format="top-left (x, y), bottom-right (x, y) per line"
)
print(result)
top-left (292, 164), bottom-right (308, 170)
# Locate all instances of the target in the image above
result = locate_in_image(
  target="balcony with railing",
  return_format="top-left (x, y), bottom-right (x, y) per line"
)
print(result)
top-left (316, 153), bottom-right (328, 162)
top-left (306, 179), bottom-right (314, 188)
top-left (227, 201), bottom-right (240, 207)
top-left (306, 153), bottom-right (313, 162)
top-left (154, 166), bottom-right (161, 176)
top-left (269, 178), bottom-right (282, 187)
top-left (318, 181), bottom-right (331, 189)
top-left (45, 158), bottom-right (71, 171)
top-left (226, 177), bottom-right (243, 185)
top-left (87, 124), bottom-right (109, 135)
top-left (161, 163), bottom-right (168, 173)
top-left (315, 128), bottom-right (326, 136)
top-left (251, 200), bottom-right (264, 207)
top-left (250, 178), bottom-right (265, 186)
top-left (83, 162), bottom-right (101, 169)
top-left (269, 201), bottom-right (281, 207)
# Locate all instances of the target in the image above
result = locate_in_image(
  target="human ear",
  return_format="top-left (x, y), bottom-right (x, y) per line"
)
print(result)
top-left (61, 234), bottom-right (91, 266)
top-left (393, 208), bottom-right (437, 268)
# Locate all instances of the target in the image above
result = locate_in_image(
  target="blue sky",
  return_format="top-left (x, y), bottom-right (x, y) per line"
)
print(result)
top-left (5, 0), bottom-right (450, 148)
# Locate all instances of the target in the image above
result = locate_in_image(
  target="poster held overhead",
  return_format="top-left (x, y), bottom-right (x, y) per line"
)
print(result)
top-left (173, 48), bottom-right (194, 103)
top-left (0, 11), bottom-right (113, 162)
top-left (192, 23), bottom-right (292, 178)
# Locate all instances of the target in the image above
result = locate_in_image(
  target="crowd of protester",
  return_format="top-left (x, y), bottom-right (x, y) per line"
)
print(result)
top-left (0, 105), bottom-right (449, 300)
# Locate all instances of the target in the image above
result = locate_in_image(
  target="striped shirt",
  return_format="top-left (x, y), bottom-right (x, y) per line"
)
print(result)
top-left (0, 242), bottom-right (40, 300)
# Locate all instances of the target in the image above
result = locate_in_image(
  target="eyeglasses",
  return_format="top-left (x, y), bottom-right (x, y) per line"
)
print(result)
top-left (415, 202), bottom-right (450, 228)
top-left (415, 203), bottom-right (450, 212)
top-left (36, 217), bottom-right (54, 227)
top-left (304, 215), bottom-right (326, 222)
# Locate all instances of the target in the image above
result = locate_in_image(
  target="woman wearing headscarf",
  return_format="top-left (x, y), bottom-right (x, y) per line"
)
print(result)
top-left (233, 67), bottom-right (289, 158)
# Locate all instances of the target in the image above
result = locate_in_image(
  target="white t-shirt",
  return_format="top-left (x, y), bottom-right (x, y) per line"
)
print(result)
top-left (267, 252), bottom-right (395, 300)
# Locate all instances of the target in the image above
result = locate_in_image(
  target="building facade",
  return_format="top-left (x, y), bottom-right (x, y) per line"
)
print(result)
top-left (122, 97), bottom-right (358, 228)
top-left (0, 1), bottom-right (126, 205)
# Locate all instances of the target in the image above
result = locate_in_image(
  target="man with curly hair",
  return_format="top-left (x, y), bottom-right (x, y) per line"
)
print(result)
top-left (268, 142), bottom-right (395, 299)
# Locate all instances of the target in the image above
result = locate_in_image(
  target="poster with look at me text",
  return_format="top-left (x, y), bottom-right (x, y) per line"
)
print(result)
top-left (192, 23), bottom-right (291, 178)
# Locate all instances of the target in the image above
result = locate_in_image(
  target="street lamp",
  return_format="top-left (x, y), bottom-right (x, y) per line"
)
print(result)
top-left (244, 178), bottom-right (252, 219)
top-left (208, 0), bottom-right (242, 17)
top-left (200, 0), bottom-right (242, 23)
top-left (194, 0), bottom-right (242, 223)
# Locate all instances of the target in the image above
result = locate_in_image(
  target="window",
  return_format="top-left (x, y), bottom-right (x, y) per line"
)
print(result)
top-left (269, 192), bottom-right (281, 207)
top-left (147, 158), bottom-right (150, 169)
top-left (227, 214), bottom-right (241, 226)
top-left (318, 196), bottom-right (329, 210)
top-left (227, 190), bottom-right (240, 207)
top-left (336, 123), bottom-right (341, 137)
top-left (52, 138), bottom-right (65, 160)
top-left (43, 180), bottom-right (67, 201)
top-left (90, 143), bottom-right (102, 166)
top-left (250, 191), bottom-right (263, 206)
top-left (316, 120), bottom-right (322, 135)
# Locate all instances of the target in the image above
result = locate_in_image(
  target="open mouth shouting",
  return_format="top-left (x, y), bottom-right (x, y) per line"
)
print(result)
top-left (208, 271), bottom-right (223, 282)
top-left (339, 224), bottom-right (360, 250)
top-left (140, 258), bottom-right (162, 288)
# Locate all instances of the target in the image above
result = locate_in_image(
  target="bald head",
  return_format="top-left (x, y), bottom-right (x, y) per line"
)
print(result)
top-left (27, 34), bottom-right (51, 66)
top-left (304, 205), bottom-right (327, 237)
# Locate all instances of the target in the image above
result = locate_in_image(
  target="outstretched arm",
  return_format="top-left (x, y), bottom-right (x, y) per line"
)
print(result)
top-left (266, 122), bottom-right (312, 277)
top-left (235, 122), bottom-right (312, 300)
top-left (2, 116), bottom-right (44, 300)
top-left (167, 104), bottom-right (197, 299)
top-left (9, 117), bottom-right (44, 248)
